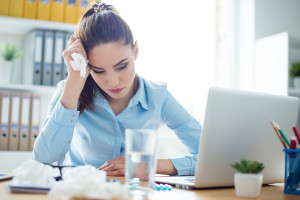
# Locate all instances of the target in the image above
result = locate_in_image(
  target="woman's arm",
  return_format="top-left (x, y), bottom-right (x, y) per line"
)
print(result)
top-left (157, 159), bottom-right (178, 175)
top-left (161, 91), bottom-right (202, 175)
top-left (60, 37), bottom-right (90, 109)
top-left (33, 37), bottom-right (90, 164)
top-left (33, 82), bottom-right (80, 164)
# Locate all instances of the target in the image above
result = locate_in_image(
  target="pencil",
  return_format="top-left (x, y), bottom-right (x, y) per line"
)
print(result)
top-left (292, 126), bottom-right (300, 145)
top-left (270, 120), bottom-right (287, 149)
top-left (276, 123), bottom-right (291, 147)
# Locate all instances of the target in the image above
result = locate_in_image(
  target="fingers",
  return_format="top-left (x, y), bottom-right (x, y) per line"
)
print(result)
top-left (102, 163), bottom-right (125, 172)
top-left (62, 36), bottom-right (90, 78)
top-left (99, 155), bottom-right (125, 169)
top-left (106, 169), bottom-right (125, 176)
top-left (98, 156), bottom-right (126, 176)
top-left (68, 38), bottom-right (87, 59)
top-left (69, 36), bottom-right (77, 46)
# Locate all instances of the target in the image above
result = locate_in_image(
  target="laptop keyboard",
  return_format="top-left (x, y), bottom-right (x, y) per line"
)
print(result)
top-left (186, 178), bottom-right (195, 183)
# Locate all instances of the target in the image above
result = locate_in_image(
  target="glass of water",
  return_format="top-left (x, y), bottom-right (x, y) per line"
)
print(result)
top-left (125, 129), bottom-right (158, 197)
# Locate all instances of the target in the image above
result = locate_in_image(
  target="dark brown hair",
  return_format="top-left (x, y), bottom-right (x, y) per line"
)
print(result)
top-left (74, 3), bottom-right (135, 114)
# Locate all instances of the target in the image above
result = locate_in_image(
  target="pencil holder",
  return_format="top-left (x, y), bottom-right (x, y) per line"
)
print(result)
top-left (284, 149), bottom-right (300, 195)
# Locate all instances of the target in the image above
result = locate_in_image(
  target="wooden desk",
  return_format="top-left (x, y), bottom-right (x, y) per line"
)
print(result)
top-left (1, 178), bottom-right (299, 200)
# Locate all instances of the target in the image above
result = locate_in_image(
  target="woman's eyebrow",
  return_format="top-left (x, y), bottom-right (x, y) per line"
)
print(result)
top-left (88, 58), bottom-right (128, 70)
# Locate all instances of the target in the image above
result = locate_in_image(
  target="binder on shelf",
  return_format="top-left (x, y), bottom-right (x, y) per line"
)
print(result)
top-left (24, 0), bottom-right (38, 19)
top-left (42, 31), bottom-right (54, 85)
top-left (0, 92), bottom-right (11, 151)
top-left (37, 0), bottom-right (51, 21)
top-left (29, 94), bottom-right (41, 150)
top-left (8, 92), bottom-right (21, 151)
top-left (53, 31), bottom-right (65, 86)
top-left (50, 0), bottom-right (65, 22)
top-left (63, 32), bottom-right (72, 79)
top-left (0, 0), bottom-right (10, 16)
top-left (77, 0), bottom-right (89, 22)
top-left (23, 29), bottom-right (45, 85)
top-left (64, 0), bottom-right (78, 24)
top-left (9, 0), bottom-right (24, 18)
top-left (19, 93), bottom-right (32, 151)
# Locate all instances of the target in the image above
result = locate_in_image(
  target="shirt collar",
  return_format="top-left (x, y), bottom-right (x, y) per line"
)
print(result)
top-left (93, 75), bottom-right (149, 111)
top-left (128, 75), bottom-right (149, 110)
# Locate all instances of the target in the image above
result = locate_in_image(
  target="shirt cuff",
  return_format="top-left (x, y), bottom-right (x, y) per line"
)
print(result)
top-left (50, 101), bottom-right (80, 126)
top-left (170, 156), bottom-right (196, 176)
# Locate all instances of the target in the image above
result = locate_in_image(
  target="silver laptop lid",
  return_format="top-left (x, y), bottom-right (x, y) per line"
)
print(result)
top-left (195, 87), bottom-right (299, 188)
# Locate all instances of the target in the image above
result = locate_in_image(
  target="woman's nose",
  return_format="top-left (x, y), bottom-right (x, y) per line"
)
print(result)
top-left (107, 73), bottom-right (119, 88)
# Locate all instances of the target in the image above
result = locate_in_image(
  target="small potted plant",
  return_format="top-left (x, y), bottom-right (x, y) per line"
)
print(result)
top-left (290, 61), bottom-right (300, 89)
top-left (231, 159), bottom-right (265, 198)
top-left (0, 43), bottom-right (23, 84)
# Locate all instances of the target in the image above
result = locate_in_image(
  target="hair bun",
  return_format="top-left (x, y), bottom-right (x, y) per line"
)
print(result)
top-left (93, 2), bottom-right (114, 13)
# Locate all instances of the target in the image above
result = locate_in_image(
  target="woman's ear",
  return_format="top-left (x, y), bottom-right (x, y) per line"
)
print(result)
top-left (133, 41), bottom-right (139, 60)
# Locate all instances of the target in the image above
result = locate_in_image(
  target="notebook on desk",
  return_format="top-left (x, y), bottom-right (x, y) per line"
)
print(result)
top-left (155, 87), bottom-right (300, 189)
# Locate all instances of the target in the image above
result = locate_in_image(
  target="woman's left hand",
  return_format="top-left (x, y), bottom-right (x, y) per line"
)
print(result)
top-left (98, 155), bottom-right (126, 176)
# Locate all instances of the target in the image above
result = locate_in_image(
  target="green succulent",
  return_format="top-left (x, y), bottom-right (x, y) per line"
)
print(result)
top-left (0, 43), bottom-right (23, 61)
top-left (290, 61), bottom-right (300, 78)
top-left (231, 159), bottom-right (264, 174)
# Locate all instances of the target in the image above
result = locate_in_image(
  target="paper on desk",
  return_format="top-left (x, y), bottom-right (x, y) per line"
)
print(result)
top-left (49, 165), bottom-right (127, 200)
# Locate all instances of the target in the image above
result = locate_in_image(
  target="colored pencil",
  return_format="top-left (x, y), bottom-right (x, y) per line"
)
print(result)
top-left (276, 123), bottom-right (291, 147)
top-left (270, 120), bottom-right (287, 149)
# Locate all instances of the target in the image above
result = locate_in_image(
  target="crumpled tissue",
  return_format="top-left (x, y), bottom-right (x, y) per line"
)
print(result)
top-left (69, 53), bottom-right (87, 78)
top-left (10, 159), bottom-right (59, 187)
top-left (49, 165), bottom-right (127, 200)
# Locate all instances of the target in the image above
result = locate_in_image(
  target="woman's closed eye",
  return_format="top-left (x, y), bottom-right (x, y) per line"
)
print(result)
top-left (90, 63), bottom-right (128, 74)
top-left (92, 69), bottom-right (105, 74)
top-left (117, 63), bottom-right (128, 70)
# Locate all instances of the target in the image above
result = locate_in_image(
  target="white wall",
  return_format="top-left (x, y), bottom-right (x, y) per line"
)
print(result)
top-left (254, 0), bottom-right (300, 130)
top-left (255, 0), bottom-right (300, 39)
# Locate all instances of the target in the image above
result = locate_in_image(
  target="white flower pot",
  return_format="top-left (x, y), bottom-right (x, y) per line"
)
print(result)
top-left (0, 61), bottom-right (13, 84)
top-left (294, 77), bottom-right (300, 89)
top-left (234, 173), bottom-right (263, 198)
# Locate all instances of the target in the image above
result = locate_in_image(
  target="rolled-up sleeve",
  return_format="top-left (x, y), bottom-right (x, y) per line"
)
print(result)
top-left (33, 81), bottom-right (80, 164)
top-left (161, 91), bottom-right (202, 175)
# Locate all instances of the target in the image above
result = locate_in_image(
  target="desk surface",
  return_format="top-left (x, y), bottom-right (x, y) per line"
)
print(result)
top-left (1, 177), bottom-right (299, 200)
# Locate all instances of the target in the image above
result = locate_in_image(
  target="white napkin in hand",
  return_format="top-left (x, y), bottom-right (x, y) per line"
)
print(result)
top-left (69, 53), bottom-right (87, 78)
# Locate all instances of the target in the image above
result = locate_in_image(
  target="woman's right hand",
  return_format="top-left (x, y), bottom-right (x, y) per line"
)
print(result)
top-left (60, 37), bottom-right (91, 110)
top-left (62, 36), bottom-right (91, 81)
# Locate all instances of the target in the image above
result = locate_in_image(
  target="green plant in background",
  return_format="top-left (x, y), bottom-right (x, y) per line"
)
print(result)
top-left (0, 43), bottom-right (23, 61)
top-left (231, 159), bottom-right (265, 174)
top-left (290, 61), bottom-right (300, 78)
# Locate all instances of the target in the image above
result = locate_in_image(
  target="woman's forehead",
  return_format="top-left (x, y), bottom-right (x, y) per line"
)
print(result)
top-left (88, 42), bottom-right (133, 67)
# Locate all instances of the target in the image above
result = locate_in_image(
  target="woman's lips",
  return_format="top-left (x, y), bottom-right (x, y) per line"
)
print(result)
top-left (109, 88), bottom-right (124, 93)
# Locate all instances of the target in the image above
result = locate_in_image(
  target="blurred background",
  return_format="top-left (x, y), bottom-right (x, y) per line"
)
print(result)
top-left (0, 0), bottom-right (299, 171)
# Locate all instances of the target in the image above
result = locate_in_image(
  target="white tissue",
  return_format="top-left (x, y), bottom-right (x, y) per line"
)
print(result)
top-left (49, 165), bottom-right (127, 200)
top-left (10, 160), bottom-right (59, 188)
top-left (69, 53), bottom-right (87, 78)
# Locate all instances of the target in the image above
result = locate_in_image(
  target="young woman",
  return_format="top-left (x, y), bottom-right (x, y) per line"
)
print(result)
top-left (33, 2), bottom-right (202, 176)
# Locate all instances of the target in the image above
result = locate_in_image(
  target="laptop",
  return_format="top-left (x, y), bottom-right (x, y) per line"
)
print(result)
top-left (155, 87), bottom-right (299, 188)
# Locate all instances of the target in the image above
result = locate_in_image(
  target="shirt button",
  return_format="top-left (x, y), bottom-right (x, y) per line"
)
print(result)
top-left (71, 120), bottom-right (74, 123)
top-left (73, 115), bottom-right (75, 117)
top-left (67, 141), bottom-right (70, 144)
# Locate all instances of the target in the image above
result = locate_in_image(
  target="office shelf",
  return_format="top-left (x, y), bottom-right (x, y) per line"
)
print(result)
top-left (0, 16), bottom-right (76, 35)
top-left (0, 84), bottom-right (57, 95)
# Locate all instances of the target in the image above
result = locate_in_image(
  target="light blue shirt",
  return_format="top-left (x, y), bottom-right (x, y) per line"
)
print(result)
top-left (33, 76), bottom-right (202, 175)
